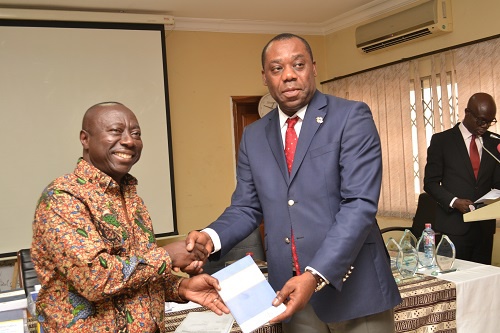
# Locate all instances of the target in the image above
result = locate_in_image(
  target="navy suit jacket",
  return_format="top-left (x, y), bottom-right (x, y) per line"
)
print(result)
top-left (424, 124), bottom-right (500, 236)
top-left (208, 90), bottom-right (401, 322)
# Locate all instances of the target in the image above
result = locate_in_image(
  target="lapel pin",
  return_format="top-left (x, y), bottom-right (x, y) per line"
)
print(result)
top-left (316, 117), bottom-right (323, 124)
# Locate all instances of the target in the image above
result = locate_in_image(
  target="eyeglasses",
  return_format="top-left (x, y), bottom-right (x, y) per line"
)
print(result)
top-left (465, 108), bottom-right (497, 127)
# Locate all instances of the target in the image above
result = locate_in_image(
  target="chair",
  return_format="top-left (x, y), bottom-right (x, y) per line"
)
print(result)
top-left (201, 228), bottom-right (265, 275)
top-left (380, 192), bottom-right (441, 242)
top-left (17, 248), bottom-right (40, 296)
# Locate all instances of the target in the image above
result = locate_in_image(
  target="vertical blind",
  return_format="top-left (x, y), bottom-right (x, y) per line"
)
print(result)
top-left (323, 37), bottom-right (500, 218)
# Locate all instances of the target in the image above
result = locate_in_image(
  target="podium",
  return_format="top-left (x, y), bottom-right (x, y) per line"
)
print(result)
top-left (463, 200), bottom-right (500, 222)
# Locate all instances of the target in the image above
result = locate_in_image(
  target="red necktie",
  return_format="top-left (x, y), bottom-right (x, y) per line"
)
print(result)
top-left (470, 135), bottom-right (480, 179)
top-left (285, 117), bottom-right (301, 275)
top-left (285, 117), bottom-right (299, 174)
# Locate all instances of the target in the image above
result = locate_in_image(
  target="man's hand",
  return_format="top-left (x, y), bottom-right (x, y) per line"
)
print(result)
top-left (186, 230), bottom-right (214, 255)
top-left (162, 240), bottom-right (207, 274)
top-left (452, 198), bottom-right (475, 214)
top-left (179, 275), bottom-right (230, 316)
top-left (269, 271), bottom-right (317, 323)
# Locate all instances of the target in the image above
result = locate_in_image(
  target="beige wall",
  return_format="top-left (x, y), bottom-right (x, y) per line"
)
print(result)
top-left (164, 31), bottom-right (325, 236)
top-left (323, 0), bottom-right (500, 80)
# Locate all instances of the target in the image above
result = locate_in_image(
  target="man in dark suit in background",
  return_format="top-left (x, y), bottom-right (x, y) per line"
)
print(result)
top-left (424, 92), bottom-right (500, 264)
top-left (186, 33), bottom-right (401, 333)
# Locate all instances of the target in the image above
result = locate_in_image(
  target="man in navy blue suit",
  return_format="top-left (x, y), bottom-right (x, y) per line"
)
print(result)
top-left (424, 92), bottom-right (500, 264)
top-left (187, 33), bottom-right (401, 333)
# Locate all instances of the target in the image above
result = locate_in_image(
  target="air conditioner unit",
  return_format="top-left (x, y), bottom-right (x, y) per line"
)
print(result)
top-left (355, 0), bottom-right (452, 54)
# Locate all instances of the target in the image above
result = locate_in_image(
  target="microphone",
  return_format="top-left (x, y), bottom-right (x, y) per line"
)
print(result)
top-left (478, 137), bottom-right (500, 164)
top-left (486, 133), bottom-right (500, 153)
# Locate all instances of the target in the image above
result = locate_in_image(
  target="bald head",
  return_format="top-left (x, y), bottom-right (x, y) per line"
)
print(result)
top-left (82, 102), bottom-right (126, 132)
top-left (467, 93), bottom-right (496, 113)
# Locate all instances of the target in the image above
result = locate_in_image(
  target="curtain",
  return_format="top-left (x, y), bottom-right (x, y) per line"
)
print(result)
top-left (322, 36), bottom-right (500, 218)
top-left (454, 37), bottom-right (500, 135)
top-left (324, 62), bottom-right (416, 218)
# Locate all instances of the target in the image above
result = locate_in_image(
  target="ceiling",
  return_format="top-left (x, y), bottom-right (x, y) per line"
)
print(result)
top-left (0, 0), bottom-right (420, 34)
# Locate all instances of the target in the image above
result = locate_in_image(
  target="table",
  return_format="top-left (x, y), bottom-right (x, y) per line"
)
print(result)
top-left (394, 273), bottom-right (456, 332)
top-left (165, 272), bottom-right (456, 333)
top-left (165, 306), bottom-right (282, 333)
top-left (418, 259), bottom-right (500, 332)
top-left (28, 260), bottom-right (500, 333)
top-left (167, 272), bottom-right (457, 333)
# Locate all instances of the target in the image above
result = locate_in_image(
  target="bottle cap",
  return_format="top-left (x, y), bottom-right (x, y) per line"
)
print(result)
top-left (425, 223), bottom-right (431, 229)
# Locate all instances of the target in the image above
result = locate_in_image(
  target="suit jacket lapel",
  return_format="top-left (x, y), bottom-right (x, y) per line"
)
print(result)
top-left (452, 124), bottom-right (476, 180)
top-left (290, 91), bottom-right (327, 180)
top-left (265, 111), bottom-right (289, 182)
top-left (265, 91), bottom-right (327, 183)
top-left (478, 133), bottom-right (497, 179)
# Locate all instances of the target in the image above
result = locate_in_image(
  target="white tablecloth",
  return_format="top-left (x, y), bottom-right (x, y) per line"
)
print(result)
top-left (421, 259), bottom-right (500, 332)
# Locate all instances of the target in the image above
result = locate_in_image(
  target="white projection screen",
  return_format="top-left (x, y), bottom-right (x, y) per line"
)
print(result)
top-left (0, 20), bottom-right (177, 257)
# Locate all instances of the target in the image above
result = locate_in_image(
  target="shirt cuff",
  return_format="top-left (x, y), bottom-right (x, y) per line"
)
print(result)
top-left (201, 228), bottom-right (221, 253)
top-left (450, 197), bottom-right (457, 208)
top-left (304, 266), bottom-right (330, 285)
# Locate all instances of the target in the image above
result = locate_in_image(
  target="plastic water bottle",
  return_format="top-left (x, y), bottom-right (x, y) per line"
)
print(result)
top-left (420, 223), bottom-right (435, 267)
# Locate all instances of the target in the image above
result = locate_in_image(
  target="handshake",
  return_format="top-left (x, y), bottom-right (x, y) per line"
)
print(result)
top-left (162, 230), bottom-right (214, 275)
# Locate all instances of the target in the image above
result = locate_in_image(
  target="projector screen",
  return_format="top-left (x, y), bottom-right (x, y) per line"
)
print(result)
top-left (0, 20), bottom-right (177, 258)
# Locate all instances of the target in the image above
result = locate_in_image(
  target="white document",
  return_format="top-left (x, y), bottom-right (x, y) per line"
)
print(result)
top-left (174, 311), bottom-right (234, 333)
top-left (0, 297), bottom-right (27, 312)
top-left (474, 188), bottom-right (500, 204)
top-left (212, 255), bottom-right (286, 333)
top-left (0, 319), bottom-right (24, 333)
top-left (166, 301), bottom-right (201, 313)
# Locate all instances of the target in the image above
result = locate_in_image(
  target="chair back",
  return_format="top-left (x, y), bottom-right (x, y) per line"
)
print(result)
top-left (17, 248), bottom-right (40, 296)
top-left (411, 192), bottom-right (438, 238)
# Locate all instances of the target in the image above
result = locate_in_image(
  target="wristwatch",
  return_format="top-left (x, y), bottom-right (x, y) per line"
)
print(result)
top-left (308, 270), bottom-right (327, 292)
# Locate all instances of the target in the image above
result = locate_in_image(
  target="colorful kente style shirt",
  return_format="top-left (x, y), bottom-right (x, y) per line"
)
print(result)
top-left (32, 158), bottom-right (184, 333)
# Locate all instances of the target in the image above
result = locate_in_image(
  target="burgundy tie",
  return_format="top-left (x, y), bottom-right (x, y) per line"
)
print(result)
top-left (285, 117), bottom-right (299, 174)
top-left (470, 135), bottom-right (480, 179)
top-left (285, 117), bottom-right (301, 275)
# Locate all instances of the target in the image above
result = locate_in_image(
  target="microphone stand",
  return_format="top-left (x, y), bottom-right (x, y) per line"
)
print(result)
top-left (479, 137), bottom-right (500, 164)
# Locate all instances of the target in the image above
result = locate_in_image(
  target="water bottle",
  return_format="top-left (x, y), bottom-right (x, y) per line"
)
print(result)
top-left (420, 223), bottom-right (435, 268)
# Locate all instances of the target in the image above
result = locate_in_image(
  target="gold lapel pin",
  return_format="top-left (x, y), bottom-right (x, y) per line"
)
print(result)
top-left (316, 117), bottom-right (323, 124)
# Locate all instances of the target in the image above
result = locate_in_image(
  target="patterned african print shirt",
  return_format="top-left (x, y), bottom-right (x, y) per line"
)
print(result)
top-left (32, 158), bottom-right (183, 333)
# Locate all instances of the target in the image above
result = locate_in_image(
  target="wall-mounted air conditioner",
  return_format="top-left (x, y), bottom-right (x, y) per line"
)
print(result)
top-left (355, 0), bottom-right (452, 54)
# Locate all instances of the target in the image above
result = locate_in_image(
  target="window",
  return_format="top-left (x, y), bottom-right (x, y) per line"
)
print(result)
top-left (410, 72), bottom-right (458, 194)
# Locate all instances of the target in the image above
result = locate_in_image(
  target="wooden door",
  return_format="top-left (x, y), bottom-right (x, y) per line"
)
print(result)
top-left (231, 96), bottom-right (265, 245)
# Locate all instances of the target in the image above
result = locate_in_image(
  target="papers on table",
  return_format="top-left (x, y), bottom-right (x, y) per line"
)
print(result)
top-left (0, 289), bottom-right (27, 333)
top-left (474, 188), bottom-right (500, 204)
top-left (166, 301), bottom-right (201, 313)
top-left (212, 255), bottom-right (286, 333)
top-left (0, 289), bottom-right (27, 312)
top-left (0, 319), bottom-right (24, 333)
top-left (174, 311), bottom-right (234, 333)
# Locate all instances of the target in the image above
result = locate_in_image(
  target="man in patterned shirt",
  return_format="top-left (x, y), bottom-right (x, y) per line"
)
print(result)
top-left (31, 102), bottom-right (229, 333)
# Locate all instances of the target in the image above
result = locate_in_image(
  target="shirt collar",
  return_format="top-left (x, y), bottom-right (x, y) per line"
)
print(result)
top-left (278, 105), bottom-right (308, 129)
top-left (458, 122), bottom-right (474, 140)
top-left (74, 158), bottom-right (138, 191)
